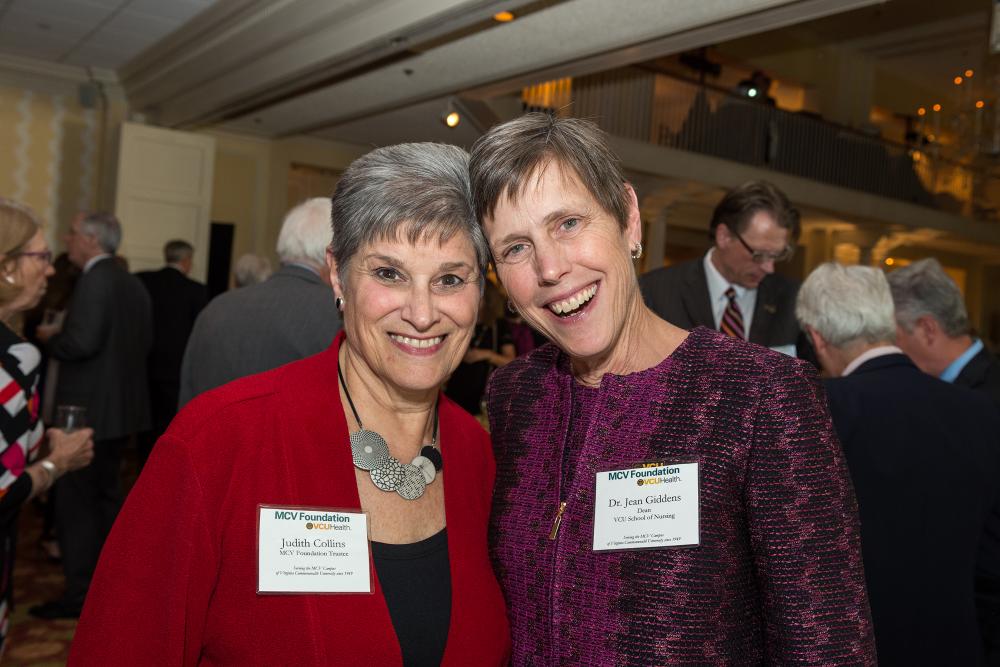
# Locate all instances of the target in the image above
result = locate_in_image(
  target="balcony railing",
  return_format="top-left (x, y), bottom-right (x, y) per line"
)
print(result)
top-left (522, 69), bottom-right (999, 222)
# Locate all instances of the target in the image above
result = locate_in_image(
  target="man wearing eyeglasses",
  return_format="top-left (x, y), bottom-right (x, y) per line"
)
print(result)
top-left (639, 180), bottom-right (807, 358)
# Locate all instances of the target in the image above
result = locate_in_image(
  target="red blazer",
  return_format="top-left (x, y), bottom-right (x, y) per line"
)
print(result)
top-left (70, 334), bottom-right (510, 666)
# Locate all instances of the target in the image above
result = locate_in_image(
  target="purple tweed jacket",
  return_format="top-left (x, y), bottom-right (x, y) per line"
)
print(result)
top-left (487, 327), bottom-right (876, 665)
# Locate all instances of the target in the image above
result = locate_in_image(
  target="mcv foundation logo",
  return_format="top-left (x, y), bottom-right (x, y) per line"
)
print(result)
top-left (605, 465), bottom-right (683, 486)
top-left (272, 510), bottom-right (351, 531)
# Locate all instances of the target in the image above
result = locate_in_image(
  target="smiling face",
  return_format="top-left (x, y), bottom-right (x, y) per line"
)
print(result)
top-left (484, 161), bottom-right (641, 364)
top-left (331, 227), bottom-right (481, 398)
top-left (6, 229), bottom-right (55, 313)
top-left (711, 210), bottom-right (790, 289)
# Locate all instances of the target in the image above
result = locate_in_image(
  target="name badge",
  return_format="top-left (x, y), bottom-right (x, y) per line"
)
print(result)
top-left (593, 461), bottom-right (699, 552)
top-left (257, 505), bottom-right (373, 594)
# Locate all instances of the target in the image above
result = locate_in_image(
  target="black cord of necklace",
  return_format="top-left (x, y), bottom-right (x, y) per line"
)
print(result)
top-left (336, 351), bottom-right (440, 445)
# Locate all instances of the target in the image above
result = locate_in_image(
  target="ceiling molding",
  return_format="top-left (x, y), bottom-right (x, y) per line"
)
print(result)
top-left (0, 52), bottom-right (117, 85)
top-left (121, 0), bottom-right (535, 127)
top-left (0, 52), bottom-right (123, 98)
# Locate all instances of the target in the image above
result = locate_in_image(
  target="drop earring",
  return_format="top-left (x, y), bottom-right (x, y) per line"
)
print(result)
top-left (335, 296), bottom-right (345, 311)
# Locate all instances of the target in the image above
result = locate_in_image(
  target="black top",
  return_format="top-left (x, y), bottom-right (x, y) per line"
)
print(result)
top-left (372, 528), bottom-right (451, 667)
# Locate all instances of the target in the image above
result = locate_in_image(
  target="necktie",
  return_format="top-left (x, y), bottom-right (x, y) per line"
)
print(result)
top-left (720, 287), bottom-right (745, 340)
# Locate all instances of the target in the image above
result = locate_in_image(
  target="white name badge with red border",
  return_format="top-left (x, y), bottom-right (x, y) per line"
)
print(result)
top-left (257, 505), bottom-right (373, 594)
top-left (593, 462), bottom-right (699, 552)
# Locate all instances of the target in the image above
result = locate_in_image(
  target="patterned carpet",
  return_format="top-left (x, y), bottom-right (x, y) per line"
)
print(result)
top-left (2, 449), bottom-right (139, 666)
top-left (2, 498), bottom-right (74, 667)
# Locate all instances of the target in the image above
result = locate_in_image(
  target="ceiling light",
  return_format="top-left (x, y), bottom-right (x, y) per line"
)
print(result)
top-left (747, 87), bottom-right (758, 98)
top-left (976, 100), bottom-right (985, 109)
top-left (884, 257), bottom-right (895, 266)
top-left (493, 11), bottom-right (515, 22)
top-left (917, 107), bottom-right (926, 116)
top-left (965, 69), bottom-right (974, 78)
top-left (441, 101), bottom-right (462, 129)
top-left (932, 103), bottom-right (941, 112)
top-left (954, 76), bottom-right (963, 85)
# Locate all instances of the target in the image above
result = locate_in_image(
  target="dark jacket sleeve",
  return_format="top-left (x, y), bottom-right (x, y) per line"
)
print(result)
top-left (977, 452), bottom-right (1000, 666)
top-left (746, 360), bottom-right (876, 664)
top-left (49, 271), bottom-right (109, 362)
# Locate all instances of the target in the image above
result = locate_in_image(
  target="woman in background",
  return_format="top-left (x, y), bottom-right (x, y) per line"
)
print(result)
top-left (0, 199), bottom-right (94, 656)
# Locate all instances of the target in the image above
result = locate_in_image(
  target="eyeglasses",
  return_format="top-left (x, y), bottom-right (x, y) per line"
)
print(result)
top-left (727, 226), bottom-right (793, 264)
top-left (17, 250), bottom-right (53, 264)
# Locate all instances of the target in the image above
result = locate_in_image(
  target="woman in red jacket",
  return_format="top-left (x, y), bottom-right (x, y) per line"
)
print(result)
top-left (70, 144), bottom-right (510, 666)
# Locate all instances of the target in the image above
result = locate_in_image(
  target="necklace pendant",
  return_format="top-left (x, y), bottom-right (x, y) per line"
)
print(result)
top-left (410, 455), bottom-right (437, 484)
top-left (351, 430), bottom-right (391, 471)
top-left (396, 464), bottom-right (427, 500)
top-left (370, 459), bottom-right (405, 491)
top-left (419, 445), bottom-right (443, 471)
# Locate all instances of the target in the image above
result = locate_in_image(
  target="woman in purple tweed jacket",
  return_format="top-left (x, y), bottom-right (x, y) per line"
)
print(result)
top-left (468, 114), bottom-right (877, 665)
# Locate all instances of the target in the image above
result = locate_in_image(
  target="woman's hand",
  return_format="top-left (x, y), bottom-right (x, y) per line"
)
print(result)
top-left (46, 427), bottom-right (95, 474)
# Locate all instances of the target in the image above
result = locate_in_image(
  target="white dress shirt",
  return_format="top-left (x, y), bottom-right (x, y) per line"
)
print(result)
top-left (703, 249), bottom-right (757, 338)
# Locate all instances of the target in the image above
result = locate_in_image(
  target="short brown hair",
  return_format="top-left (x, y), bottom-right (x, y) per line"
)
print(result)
top-left (0, 198), bottom-right (42, 309)
top-left (469, 113), bottom-right (630, 233)
top-left (709, 181), bottom-right (800, 241)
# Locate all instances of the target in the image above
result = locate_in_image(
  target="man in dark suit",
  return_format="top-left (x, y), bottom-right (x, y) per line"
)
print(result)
top-left (639, 180), bottom-right (805, 357)
top-left (797, 262), bottom-right (1000, 665)
top-left (888, 257), bottom-right (1000, 410)
top-left (136, 240), bottom-right (208, 469)
top-left (179, 198), bottom-right (340, 406)
top-left (33, 212), bottom-right (153, 618)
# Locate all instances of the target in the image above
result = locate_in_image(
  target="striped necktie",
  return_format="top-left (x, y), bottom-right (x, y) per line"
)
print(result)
top-left (720, 287), bottom-right (745, 340)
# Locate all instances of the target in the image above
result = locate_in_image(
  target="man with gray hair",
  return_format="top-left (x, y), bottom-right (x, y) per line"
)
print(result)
top-left (33, 211), bottom-right (153, 619)
top-left (232, 253), bottom-right (272, 288)
top-left (887, 257), bottom-right (1000, 410)
top-left (136, 240), bottom-right (208, 470)
top-left (179, 198), bottom-right (340, 406)
top-left (797, 261), bottom-right (1000, 665)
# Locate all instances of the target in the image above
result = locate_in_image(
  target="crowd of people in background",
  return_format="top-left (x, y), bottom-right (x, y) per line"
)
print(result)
top-left (0, 113), bottom-right (997, 664)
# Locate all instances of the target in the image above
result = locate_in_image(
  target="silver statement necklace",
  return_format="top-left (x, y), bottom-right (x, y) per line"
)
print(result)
top-left (337, 358), bottom-right (443, 501)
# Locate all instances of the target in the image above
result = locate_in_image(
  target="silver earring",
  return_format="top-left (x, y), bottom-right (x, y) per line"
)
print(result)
top-left (507, 300), bottom-right (517, 313)
top-left (335, 296), bottom-right (344, 311)
top-left (630, 242), bottom-right (643, 260)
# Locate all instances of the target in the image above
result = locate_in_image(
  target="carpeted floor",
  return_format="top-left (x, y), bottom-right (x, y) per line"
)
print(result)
top-left (2, 447), bottom-right (140, 667)
top-left (2, 498), bottom-right (75, 666)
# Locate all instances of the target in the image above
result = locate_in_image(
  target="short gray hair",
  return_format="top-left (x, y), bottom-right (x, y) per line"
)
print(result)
top-left (164, 239), bottom-right (194, 264)
top-left (330, 143), bottom-right (487, 284)
top-left (796, 262), bottom-right (896, 347)
top-left (886, 258), bottom-right (969, 336)
top-left (233, 253), bottom-right (272, 287)
top-left (469, 113), bottom-right (629, 231)
top-left (80, 211), bottom-right (121, 253)
top-left (277, 198), bottom-right (333, 267)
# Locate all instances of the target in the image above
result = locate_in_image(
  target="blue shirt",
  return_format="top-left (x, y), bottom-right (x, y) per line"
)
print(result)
top-left (939, 338), bottom-right (983, 383)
